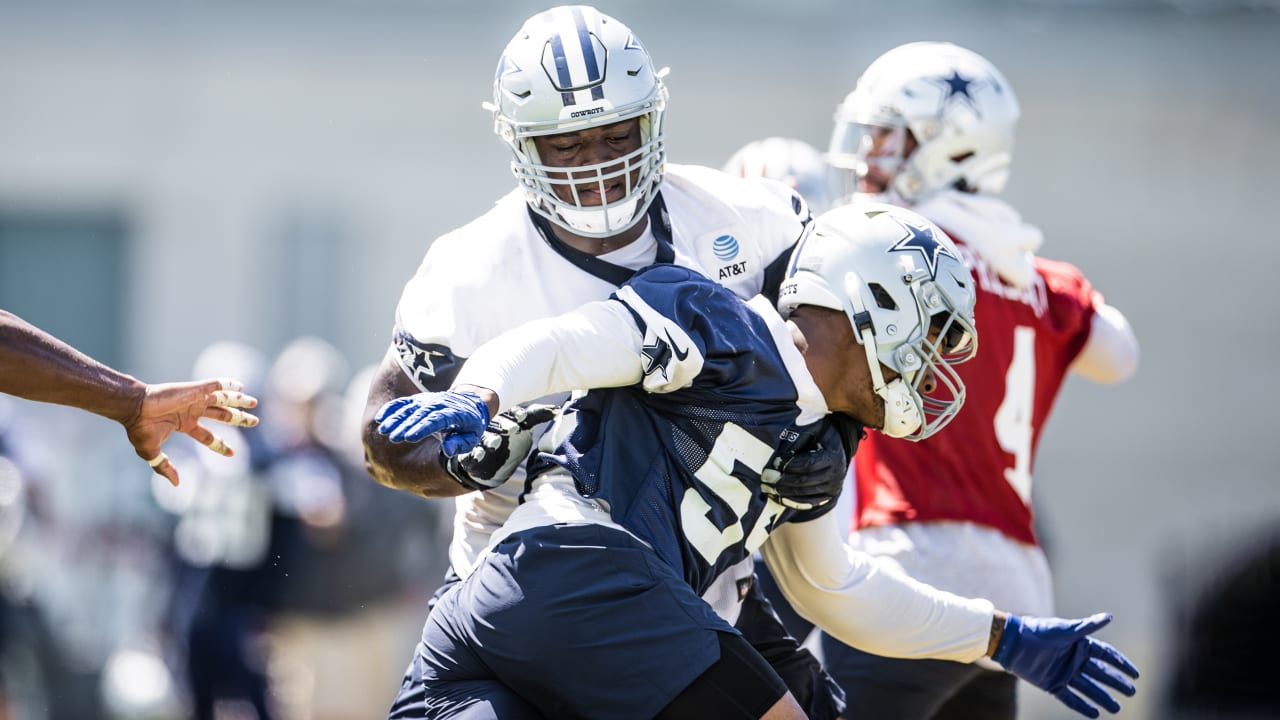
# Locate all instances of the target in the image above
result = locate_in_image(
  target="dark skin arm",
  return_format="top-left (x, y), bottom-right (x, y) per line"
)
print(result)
top-left (361, 347), bottom-right (473, 498)
top-left (0, 309), bottom-right (258, 486)
top-left (1, 309), bottom-right (145, 422)
top-left (989, 611), bottom-right (1008, 657)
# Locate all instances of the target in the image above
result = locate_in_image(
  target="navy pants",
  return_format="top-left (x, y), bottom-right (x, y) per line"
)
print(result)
top-left (390, 524), bottom-right (734, 720)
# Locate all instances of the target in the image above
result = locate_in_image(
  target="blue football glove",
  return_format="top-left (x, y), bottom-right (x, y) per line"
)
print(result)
top-left (992, 613), bottom-right (1140, 718)
top-left (374, 390), bottom-right (491, 457)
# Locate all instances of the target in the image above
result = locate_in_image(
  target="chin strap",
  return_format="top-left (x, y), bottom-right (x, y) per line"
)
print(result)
top-left (842, 269), bottom-right (923, 439)
top-left (843, 269), bottom-right (889, 394)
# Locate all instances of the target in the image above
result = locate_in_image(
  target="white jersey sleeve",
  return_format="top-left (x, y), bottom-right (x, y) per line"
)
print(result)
top-left (390, 193), bottom-right (530, 391)
top-left (761, 509), bottom-right (995, 662)
top-left (453, 298), bottom-right (645, 412)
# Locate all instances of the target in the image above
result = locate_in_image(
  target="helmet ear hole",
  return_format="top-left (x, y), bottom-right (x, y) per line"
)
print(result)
top-left (868, 283), bottom-right (898, 311)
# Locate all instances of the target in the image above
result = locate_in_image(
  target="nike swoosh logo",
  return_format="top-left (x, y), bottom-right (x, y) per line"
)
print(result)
top-left (664, 329), bottom-right (690, 361)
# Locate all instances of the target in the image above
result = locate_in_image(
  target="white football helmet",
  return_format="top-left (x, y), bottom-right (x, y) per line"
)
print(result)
top-left (487, 5), bottom-right (668, 237)
top-left (722, 137), bottom-right (835, 215)
top-left (828, 42), bottom-right (1019, 206)
top-left (778, 202), bottom-right (977, 439)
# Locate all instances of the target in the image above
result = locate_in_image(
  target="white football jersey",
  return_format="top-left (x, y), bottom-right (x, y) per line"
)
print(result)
top-left (390, 163), bottom-right (811, 580)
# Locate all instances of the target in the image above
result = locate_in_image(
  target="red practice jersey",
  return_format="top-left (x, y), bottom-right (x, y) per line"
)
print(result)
top-left (852, 236), bottom-right (1102, 546)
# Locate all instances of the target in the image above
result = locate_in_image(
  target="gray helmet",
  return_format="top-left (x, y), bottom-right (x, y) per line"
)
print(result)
top-left (779, 202), bottom-right (977, 438)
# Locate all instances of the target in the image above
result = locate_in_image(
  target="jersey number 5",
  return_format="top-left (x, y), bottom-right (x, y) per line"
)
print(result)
top-left (994, 326), bottom-right (1035, 503)
top-left (681, 423), bottom-right (783, 566)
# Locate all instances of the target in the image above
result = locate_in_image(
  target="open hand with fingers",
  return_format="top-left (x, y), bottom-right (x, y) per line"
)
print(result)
top-left (993, 612), bottom-right (1139, 718)
top-left (126, 378), bottom-right (259, 487)
top-left (375, 390), bottom-right (492, 457)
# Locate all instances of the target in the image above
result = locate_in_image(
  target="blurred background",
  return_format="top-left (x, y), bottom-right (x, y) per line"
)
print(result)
top-left (0, 0), bottom-right (1277, 718)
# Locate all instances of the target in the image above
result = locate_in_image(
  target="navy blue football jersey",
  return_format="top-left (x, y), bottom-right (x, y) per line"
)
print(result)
top-left (529, 264), bottom-right (829, 595)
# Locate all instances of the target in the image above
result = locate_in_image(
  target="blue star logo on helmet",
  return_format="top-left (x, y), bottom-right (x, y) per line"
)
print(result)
top-left (931, 69), bottom-right (984, 115)
top-left (887, 217), bottom-right (956, 279)
top-left (713, 235), bottom-right (740, 261)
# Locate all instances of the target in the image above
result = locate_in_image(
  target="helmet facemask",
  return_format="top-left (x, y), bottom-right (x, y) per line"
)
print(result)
top-left (511, 110), bottom-right (666, 237)
top-left (844, 270), bottom-right (976, 439)
top-left (828, 113), bottom-right (914, 205)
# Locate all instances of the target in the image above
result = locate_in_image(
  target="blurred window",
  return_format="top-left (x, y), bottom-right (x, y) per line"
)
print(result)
top-left (0, 210), bottom-right (128, 367)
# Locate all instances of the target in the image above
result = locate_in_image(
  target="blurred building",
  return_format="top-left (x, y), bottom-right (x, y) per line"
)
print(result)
top-left (1, 1), bottom-right (1278, 718)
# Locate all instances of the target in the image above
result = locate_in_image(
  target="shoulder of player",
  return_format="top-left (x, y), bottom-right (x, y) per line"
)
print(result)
top-left (413, 190), bottom-right (535, 281)
top-left (422, 188), bottom-right (527, 254)
top-left (1032, 255), bottom-right (1099, 300)
top-left (1031, 255), bottom-right (1086, 280)
top-left (664, 164), bottom-right (803, 224)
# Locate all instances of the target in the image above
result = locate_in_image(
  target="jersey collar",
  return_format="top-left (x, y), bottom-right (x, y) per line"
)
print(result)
top-left (527, 193), bottom-right (674, 287)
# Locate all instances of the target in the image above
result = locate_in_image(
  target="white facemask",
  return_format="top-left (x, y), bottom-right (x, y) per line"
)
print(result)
top-left (877, 377), bottom-right (923, 438)
top-left (554, 198), bottom-right (644, 237)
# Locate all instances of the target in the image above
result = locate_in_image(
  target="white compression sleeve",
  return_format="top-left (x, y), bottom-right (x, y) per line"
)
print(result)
top-left (1070, 303), bottom-right (1139, 384)
top-left (761, 510), bottom-right (995, 662)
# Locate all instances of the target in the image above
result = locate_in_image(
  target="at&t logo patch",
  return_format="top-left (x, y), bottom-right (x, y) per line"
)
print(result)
top-left (712, 234), bottom-right (740, 261)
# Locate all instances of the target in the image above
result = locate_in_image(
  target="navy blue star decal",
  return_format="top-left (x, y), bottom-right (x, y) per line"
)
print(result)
top-left (888, 216), bottom-right (957, 280)
top-left (641, 334), bottom-right (673, 380)
top-left (942, 71), bottom-right (974, 99)
top-left (393, 332), bottom-right (459, 386)
top-left (930, 70), bottom-right (983, 115)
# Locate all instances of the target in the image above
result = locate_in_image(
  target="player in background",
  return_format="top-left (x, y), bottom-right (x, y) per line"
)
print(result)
top-left (820, 41), bottom-right (1141, 719)
top-left (361, 6), bottom-right (845, 717)
top-left (0, 308), bottom-right (259, 486)
top-left (375, 203), bottom-right (1140, 720)
top-left (723, 137), bottom-right (837, 216)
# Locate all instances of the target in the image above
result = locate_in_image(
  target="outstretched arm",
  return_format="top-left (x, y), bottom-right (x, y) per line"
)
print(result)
top-left (761, 510), bottom-right (997, 662)
top-left (0, 309), bottom-right (259, 486)
top-left (2, 309), bottom-right (147, 420)
top-left (763, 513), bottom-right (1138, 717)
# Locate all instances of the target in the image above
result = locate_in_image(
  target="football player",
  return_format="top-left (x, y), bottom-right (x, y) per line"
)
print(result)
top-left (722, 136), bottom-right (837, 216)
top-left (0, 308), bottom-right (259, 486)
top-left (361, 6), bottom-right (844, 718)
top-left (820, 41), bottom-right (1141, 719)
top-left (376, 203), bottom-right (1140, 719)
